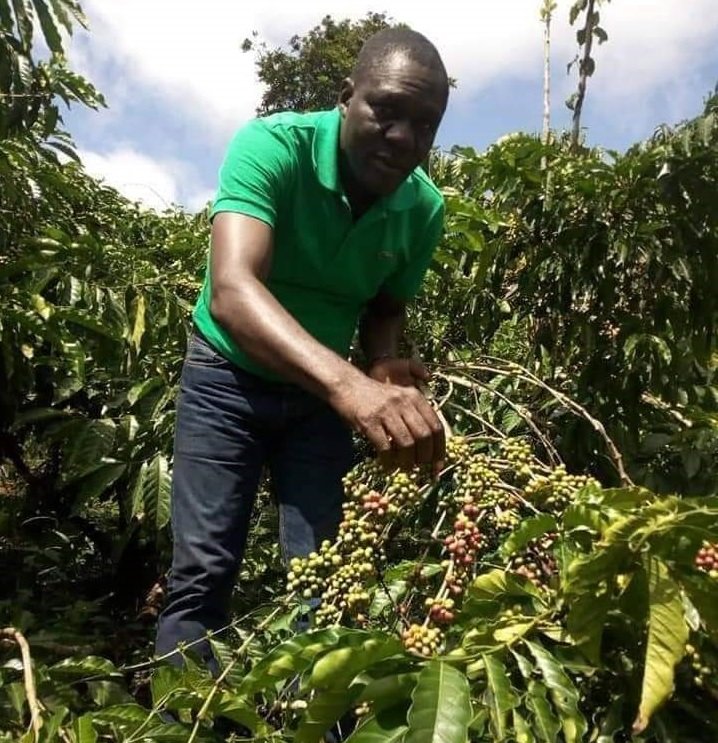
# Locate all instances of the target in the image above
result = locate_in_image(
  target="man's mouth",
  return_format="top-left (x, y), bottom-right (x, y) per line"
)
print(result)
top-left (372, 153), bottom-right (407, 175)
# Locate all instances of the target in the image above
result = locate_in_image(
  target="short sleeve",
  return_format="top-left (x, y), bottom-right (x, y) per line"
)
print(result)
top-left (210, 119), bottom-right (294, 227)
top-left (382, 200), bottom-right (444, 301)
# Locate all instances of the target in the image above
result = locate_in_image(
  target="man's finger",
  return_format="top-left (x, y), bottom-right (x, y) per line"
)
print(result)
top-left (382, 415), bottom-right (418, 470)
top-left (400, 407), bottom-right (434, 466)
top-left (408, 358), bottom-right (431, 382)
top-left (414, 397), bottom-right (446, 466)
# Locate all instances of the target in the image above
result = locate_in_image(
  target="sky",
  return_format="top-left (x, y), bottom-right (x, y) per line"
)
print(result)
top-left (61, 0), bottom-right (718, 212)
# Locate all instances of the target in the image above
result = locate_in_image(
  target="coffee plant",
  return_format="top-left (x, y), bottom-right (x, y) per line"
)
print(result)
top-left (1, 1), bottom-right (717, 742)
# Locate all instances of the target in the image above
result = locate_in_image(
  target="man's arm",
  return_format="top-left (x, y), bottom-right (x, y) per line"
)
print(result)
top-left (209, 212), bottom-right (444, 470)
top-left (359, 291), bottom-right (431, 384)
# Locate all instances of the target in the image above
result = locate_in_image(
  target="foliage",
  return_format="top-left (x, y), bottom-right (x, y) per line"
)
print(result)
top-left (3, 427), bottom-right (717, 741)
top-left (1, 3), bottom-right (717, 743)
top-left (242, 13), bottom-right (393, 116)
top-left (417, 96), bottom-right (718, 493)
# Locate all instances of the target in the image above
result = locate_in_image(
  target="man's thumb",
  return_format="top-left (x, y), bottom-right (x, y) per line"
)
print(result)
top-left (409, 359), bottom-right (431, 382)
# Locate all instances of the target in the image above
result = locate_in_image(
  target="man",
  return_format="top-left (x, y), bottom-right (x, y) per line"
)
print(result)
top-left (155, 27), bottom-right (450, 669)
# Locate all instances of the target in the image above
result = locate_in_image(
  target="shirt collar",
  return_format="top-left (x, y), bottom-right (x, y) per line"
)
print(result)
top-left (312, 107), bottom-right (418, 212)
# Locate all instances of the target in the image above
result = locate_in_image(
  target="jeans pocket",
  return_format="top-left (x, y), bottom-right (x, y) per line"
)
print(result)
top-left (185, 333), bottom-right (232, 368)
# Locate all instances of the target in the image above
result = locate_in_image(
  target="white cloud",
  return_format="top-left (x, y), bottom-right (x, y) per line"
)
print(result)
top-left (70, 0), bottom-right (717, 142)
top-left (79, 147), bottom-right (182, 211)
top-left (186, 188), bottom-right (216, 213)
top-left (66, 0), bottom-right (717, 206)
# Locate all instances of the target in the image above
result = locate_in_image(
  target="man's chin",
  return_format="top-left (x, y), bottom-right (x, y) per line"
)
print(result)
top-left (361, 170), bottom-right (407, 198)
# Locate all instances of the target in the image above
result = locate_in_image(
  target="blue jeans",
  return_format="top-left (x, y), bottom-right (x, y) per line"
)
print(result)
top-left (155, 332), bottom-right (354, 670)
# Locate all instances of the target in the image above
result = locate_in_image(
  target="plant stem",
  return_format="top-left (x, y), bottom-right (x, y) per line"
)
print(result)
top-left (0, 628), bottom-right (42, 740)
top-left (571, 0), bottom-right (597, 150)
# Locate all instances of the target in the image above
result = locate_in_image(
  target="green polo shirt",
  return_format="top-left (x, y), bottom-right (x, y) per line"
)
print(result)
top-left (192, 107), bottom-right (444, 380)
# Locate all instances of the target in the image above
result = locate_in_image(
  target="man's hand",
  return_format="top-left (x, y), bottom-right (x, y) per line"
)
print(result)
top-left (330, 373), bottom-right (445, 475)
top-left (367, 357), bottom-right (430, 388)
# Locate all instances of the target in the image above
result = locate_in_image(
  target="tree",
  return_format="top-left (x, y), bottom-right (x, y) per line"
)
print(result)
top-left (566, 0), bottom-right (610, 150)
top-left (242, 13), bottom-right (394, 115)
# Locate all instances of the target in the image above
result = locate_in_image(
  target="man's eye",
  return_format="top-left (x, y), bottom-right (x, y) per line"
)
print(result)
top-left (373, 104), bottom-right (395, 120)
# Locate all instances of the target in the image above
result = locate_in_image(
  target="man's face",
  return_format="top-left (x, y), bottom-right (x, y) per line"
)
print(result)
top-left (338, 53), bottom-right (448, 197)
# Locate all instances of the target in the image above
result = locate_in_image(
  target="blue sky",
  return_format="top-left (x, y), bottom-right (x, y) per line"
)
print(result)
top-left (62, 0), bottom-right (718, 212)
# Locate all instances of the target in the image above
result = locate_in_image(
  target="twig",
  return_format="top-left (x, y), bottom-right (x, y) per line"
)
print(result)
top-left (498, 360), bottom-right (632, 485)
top-left (186, 603), bottom-right (285, 743)
top-left (1, 627), bottom-right (42, 740)
top-left (447, 356), bottom-right (632, 485)
top-left (121, 595), bottom-right (295, 673)
top-left (438, 370), bottom-right (562, 465)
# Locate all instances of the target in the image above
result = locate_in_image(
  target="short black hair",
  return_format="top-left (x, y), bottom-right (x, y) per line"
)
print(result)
top-left (352, 27), bottom-right (448, 91)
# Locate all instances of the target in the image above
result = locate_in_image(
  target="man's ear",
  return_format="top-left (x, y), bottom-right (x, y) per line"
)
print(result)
top-left (337, 77), bottom-right (354, 117)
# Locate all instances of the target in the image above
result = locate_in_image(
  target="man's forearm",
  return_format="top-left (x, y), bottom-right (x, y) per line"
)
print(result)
top-left (211, 279), bottom-right (364, 401)
top-left (359, 304), bottom-right (406, 366)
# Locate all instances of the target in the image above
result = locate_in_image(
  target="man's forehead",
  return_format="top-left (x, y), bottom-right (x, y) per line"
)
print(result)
top-left (364, 51), bottom-right (438, 82)
top-left (358, 54), bottom-right (446, 100)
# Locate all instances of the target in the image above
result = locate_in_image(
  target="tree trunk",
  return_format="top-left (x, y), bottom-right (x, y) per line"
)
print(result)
top-left (571, 0), bottom-right (597, 150)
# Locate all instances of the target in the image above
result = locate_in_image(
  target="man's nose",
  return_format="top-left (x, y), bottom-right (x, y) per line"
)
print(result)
top-left (385, 119), bottom-right (416, 151)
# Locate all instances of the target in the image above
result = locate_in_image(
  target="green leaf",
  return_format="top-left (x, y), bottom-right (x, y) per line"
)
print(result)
top-left (593, 26), bottom-right (608, 43)
top-left (500, 514), bottom-right (557, 558)
top-left (54, 307), bottom-right (122, 340)
top-left (62, 419), bottom-right (116, 481)
top-left (91, 703), bottom-right (150, 732)
top-left (295, 685), bottom-right (364, 743)
top-left (0, 0), bottom-right (13, 29)
top-left (31, 0), bottom-right (63, 52)
top-left (132, 454), bottom-right (172, 530)
top-left (208, 639), bottom-right (244, 690)
top-left (151, 666), bottom-right (184, 706)
top-left (47, 0), bottom-right (74, 32)
top-left (127, 376), bottom-right (164, 407)
top-left (71, 714), bottom-right (98, 743)
top-left (468, 568), bottom-right (541, 602)
top-left (566, 543), bottom-right (628, 594)
top-left (513, 709), bottom-right (536, 743)
top-left (237, 628), bottom-right (349, 696)
top-left (482, 653), bottom-right (519, 740)
top-left (524, 641), bottom-right (586, 743)
top-left (370, 578), bottom-right (408, 618)
top-left (72, 462), bottom-right (126, 512)
top-left (596, 696), bottom-right (624, 743)
top-left (356, 672), bottom-right (418, 713)
top-left (345, 705), bottom-right (409, 743)
top-left (309, 635), bottom-right (402, 690)
top-left (11, 0), bottom-right (33, 49)
top-left (138, 722), bottom-right (210, 741)
top-left (130, 292), bottom-right (146, 351)
top-left (633, 556), bottom-right (688, 734)
top-left (682, 575), bottom-right (718, 640)
top-left (526, 681), bottom-right (561, 742)
top-left (566, 589), bottom-right (611, 663)
top-left (569, 0), bottom-right (587, 25)
top-left (49, 656), bottom-right (120, 681)
top-left (563, 503), bottom-right (605, 533)
top-left (211, 692), bottom-right (273, 736)
top-left (404, 660), bottom-right (472, 743)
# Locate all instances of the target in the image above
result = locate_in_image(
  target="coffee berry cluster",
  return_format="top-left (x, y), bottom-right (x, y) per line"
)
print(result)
top-left (288, 460), bottom-right (424, 626)
top-left (525, 465), bottom-right (599, 514)
top-left (685, 643), bottom-right (716, 689)
top-left (694, 541), bottom-right (718, 579)
top-left (509, 533), bottom-right (558, 589)
top-left (401, 623), bottom-right (443, 657)
top-left (499, 438), bottom-right (534, 479)
top-left (425, 596), bottom-right (456, 625)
